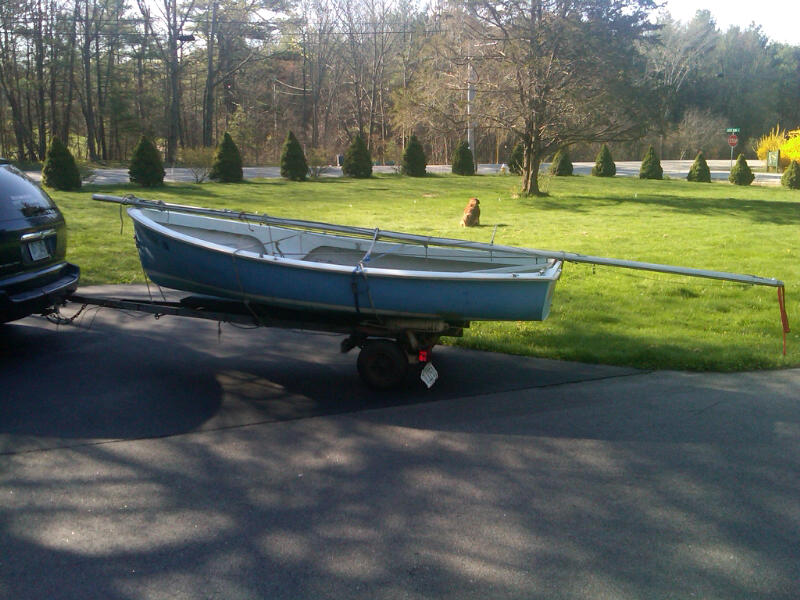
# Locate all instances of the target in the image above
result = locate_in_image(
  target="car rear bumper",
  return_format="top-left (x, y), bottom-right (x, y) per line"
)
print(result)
top-left (0, 262), bottom-right (80, 322)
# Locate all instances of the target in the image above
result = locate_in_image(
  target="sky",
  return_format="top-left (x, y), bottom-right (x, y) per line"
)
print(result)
top-left (661, 0), bottom-right (800, 45)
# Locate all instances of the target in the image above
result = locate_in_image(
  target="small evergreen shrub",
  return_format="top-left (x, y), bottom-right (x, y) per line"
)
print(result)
top-left (508, 143), bottom-right (524, 175)
top-left (342, 134), bottom-right (372, 178)
top-left (550, 148), bottom-right (573, 176)
top-left (401, 135), bottom-right (426, 177)
top-left (42, 137), bottom-right (81, 191)
top-left (210, 132), bottom-right (244, 182)
top-left (781, 160), bottom-right (800, 189)
top-left (687, 151), bottom-right (711, 183)
top-left (729, 154), bottom-right (755, 186)
top-left (280, 131), bottom-right (308, 181)
top-left (128, 135), bottom-right (165, 187)
top-left (451, 140), bottom-right (475, 176)
top-left (639, 145), bottom-right (663, 180)
top-left (591, 144), bottom-right (616, 177)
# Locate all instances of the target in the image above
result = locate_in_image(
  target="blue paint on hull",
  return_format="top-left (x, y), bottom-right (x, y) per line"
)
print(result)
top-left (133, 219), bottom-right (560, 322)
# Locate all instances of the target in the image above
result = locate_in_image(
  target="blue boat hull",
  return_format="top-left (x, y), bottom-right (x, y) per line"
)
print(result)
top-left (132, 216), bottom-right (561, 322)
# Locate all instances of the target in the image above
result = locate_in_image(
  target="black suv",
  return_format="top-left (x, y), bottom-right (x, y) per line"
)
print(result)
top-left (0, 160), bottom-right (79, 323)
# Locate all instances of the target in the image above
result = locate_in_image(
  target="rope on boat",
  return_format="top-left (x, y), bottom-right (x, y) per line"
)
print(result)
top-left (351, 267), bottom-right (381, 323)
top-left (350, 263), bottom-right (380, 321)
top-left (350, 266), bottom-right (362, 316)
top-left (348, 228), bottom-right (383, 321)
top-left (231, 248), bottom-right (266, 328)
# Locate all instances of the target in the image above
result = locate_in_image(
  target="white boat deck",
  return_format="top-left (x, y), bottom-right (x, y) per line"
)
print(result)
top-left (167, 218), bottom-right (553, 274)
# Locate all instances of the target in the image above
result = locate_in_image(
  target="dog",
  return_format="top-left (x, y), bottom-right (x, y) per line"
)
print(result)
top-left (460, 197), bottom-right (480, 227)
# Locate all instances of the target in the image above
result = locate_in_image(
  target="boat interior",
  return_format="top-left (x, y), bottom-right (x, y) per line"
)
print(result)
top-left (142, 208), bottom-right (556, 275)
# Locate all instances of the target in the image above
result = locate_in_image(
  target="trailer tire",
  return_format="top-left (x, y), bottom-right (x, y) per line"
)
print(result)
top-left (357, 339), bottom-right (408, 389)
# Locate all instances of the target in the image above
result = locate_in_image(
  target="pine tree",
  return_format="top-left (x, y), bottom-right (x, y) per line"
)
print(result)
top-left (781, 160), bottom-right (800, 189)
top-left (342, 134), bottom-right (372, 178)
top-left (639, 145), bottom-right (663, 180)
top-left (550, 148), bottom-right (573, 176)
top-left (508, 143), bottom-right (524, 175)
top-left (687, 151), bottom-right (711, 183)
top-left (210, 132), bottom-right (244, 182)
top-left (729, 154), bottom-right (755, 186)
top-left (451, 140), bottom-right (475, 176)
top-left (591, 145), bottom-right (616, 177)
top-left (401, 135), bottom-right (427, 177)
top-left (280, 131), bottom-right (308, 181)
top-left (128, 136), bottom-right (165, 187)
top-left (42, 137), bottom-right (81, 191)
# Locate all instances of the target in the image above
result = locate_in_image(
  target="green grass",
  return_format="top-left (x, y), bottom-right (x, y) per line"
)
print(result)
top-left (50, 174), bottom-right (800, 371)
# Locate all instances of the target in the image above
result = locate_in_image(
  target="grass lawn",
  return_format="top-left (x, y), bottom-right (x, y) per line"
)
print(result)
top-left (49, 173), bottom-right (800, 371)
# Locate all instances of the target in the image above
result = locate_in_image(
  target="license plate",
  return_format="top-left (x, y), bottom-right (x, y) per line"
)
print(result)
top-left (27, 239), bottom-right (50, 261)
top-left (420, 362), bottom-right (439, 389)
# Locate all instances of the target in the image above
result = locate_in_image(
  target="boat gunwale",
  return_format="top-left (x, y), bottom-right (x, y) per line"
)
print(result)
top-left (129, 207), bottom-right (564, 283)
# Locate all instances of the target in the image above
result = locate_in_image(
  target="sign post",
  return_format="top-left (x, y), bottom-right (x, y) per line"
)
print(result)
top-left (767, 150), bottom-right (780, 172)
top-left (727, 128), bottom-right (740, 169)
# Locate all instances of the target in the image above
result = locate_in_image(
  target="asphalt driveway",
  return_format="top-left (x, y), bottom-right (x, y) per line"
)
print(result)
top-left (1, 286), bottom-right (798, 599)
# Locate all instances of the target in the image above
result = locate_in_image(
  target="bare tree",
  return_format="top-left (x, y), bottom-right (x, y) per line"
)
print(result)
top-left (462, 0), bottom-right (659, 195)
top-left (137, 0), bottom-right (197, 164)
top-left (297, 0), bottom-right (340, 148)
top-left (197, 0), bottom-right (273, 148)
top-left (646, 12), bottom-right (717, 155)
top-left (336, 0), bottom-right (399, 151)
top-left (0, 0), bottom-right (39, 159)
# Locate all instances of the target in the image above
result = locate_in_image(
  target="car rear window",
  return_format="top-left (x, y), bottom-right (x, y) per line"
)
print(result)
top-left (0, 165), bottom-right (57, 220)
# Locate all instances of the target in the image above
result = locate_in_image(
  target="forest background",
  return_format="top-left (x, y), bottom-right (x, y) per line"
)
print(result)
top-left (1, 0), bottom-right (799, 170)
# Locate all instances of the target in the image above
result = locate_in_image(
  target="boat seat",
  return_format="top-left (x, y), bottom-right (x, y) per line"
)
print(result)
top-left (303, 245), bottom-right (516, 273)
top-left (171, 225), bottom-right (265, 253)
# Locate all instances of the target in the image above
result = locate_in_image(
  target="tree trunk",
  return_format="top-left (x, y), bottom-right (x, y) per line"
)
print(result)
top-left (81, 1), bottom-right (98, 161)
top-left (34, 0), bottom-right (47, 157)
top-left (1, 86), bottom-right (33, 160)
top-left (202, 1), bottom-right (217, 147)
top-left (24, 56), bottom-right (38, 159)
top-left (165, 0), bottom-right (179, 165)
top-left (48, 1), bottom-right (59, 141)
top-left (94, 33), bottom-right (107, 160)
top-left (60, 0), bottom-right (79, 142)
top-left (522, 143), bottom-right (542, 196)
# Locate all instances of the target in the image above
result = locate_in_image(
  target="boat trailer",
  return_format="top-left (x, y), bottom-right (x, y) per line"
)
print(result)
top-left (64, 291), bottom-right (466, 389)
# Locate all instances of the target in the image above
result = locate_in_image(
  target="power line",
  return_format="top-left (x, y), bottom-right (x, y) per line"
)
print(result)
top-left (1, 26), bottom-right (442, 39)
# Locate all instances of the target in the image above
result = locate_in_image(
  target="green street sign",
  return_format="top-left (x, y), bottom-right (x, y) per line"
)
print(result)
top-left (726, 127), bottom-right (740, 133)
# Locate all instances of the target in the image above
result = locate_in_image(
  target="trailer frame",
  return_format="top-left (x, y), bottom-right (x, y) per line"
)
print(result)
top-left (65, 292), bottom-right (466, 389)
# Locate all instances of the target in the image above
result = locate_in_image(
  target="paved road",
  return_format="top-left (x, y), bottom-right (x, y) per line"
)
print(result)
top-left (24, 159), bottom-right (783, 186)
top-left (1, 285), bottom-right (798, 599)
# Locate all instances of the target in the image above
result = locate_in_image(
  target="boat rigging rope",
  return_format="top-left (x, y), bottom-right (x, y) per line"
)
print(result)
top-left (350, 228), bottom-right (382, 321)
top-left (231, 248), bottom-right (266, 328)
top-left (350, 266), bottom-right (362, 316)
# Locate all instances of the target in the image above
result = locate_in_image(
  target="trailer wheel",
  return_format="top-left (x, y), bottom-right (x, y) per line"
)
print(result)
top-left (357, 339), bottom-right (409, 389)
